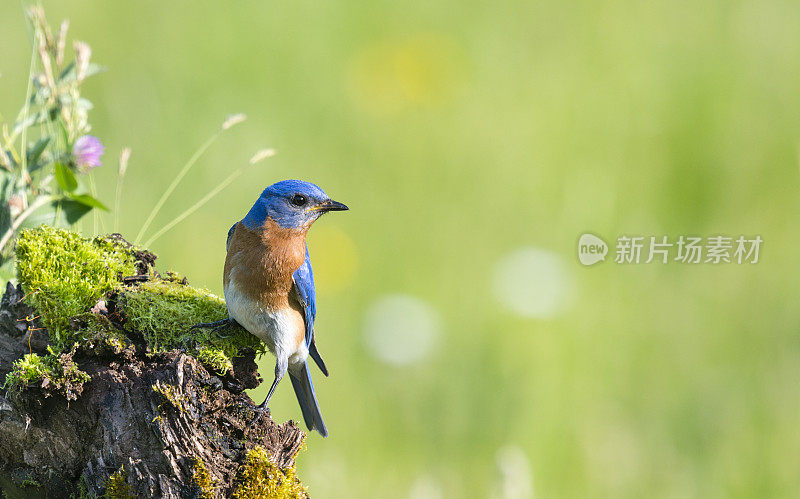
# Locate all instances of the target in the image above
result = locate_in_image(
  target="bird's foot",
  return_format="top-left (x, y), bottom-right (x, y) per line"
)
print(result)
top-left (248, 402), bottom-right (271, 430)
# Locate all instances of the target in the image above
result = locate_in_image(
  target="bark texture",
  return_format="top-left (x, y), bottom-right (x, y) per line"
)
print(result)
top-left (0, 283), bottom-right (306, 498)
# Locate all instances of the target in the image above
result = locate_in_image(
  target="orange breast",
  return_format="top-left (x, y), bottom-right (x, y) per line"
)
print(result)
top-left (224, 219), bottom-right (308, 311)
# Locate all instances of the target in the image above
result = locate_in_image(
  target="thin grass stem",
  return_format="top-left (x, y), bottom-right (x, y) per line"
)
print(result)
top-left (88, 175), bottom-right (104, 234)
top-left (18, 25), bottom-right (38, 181)
top-left (143, 169), bottom-right (244, 247)
top-left (134, 129), bottom-right (223, 243)
top-left (114, 148), bottom-right (130, 233)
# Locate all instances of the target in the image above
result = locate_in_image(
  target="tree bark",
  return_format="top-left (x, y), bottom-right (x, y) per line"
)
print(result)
top-left (0, 283), bottom-right (306, 498)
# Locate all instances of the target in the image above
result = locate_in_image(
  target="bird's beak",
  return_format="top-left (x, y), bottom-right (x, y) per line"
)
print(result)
top-left (312, 199), bottom-right (349, 213)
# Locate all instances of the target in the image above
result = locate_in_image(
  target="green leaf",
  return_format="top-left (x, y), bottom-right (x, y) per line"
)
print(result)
top-left (58, 121), bottom-right (70, 148)
top-left (20, 197), bottom-right (91, 229)
top-left (58, 62), bottom-right (106, 83)
top-left (53, 198), bottom-right (92, 225)
top-left (58, 61), bottom-right (75, 80)
top-left (54, 163), bottom-right (78, 192)
top-left (69, 193), bottom-right (108, 211)
top-left (26, 137), bottom-right (50, 165)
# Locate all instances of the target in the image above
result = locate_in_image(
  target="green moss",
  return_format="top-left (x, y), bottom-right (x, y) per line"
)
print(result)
top-left (192, 459), bottom-right (218, 498)
top-left (104, 466), bottom-right (133, 499)
top-left (196, 345), bottom-right (233, 375)
top-left (14, 227), bottom-right (265, 362)
top-left (121, 280), bottom-right (226, 350)
top-left (121, 280), bottom-right (265, 358)
top-left (233, 446), bottom-right (308, 499)
top-left (16, 226), bottom-right (137, 348)
top-left (19, 477), bottom-right (41, 487)
top-left (3, 353), bottom-right (50, 388)
top-left (152, 380), bottom-right (188, 413)
top-left (69, 479), bottom-right (90, 499)
top-left (76, 315), bottom-right (129, 355)
top-left (103, 333), bottom-right (127, 354)
top-left (2, 349), bottom-right (90, 400)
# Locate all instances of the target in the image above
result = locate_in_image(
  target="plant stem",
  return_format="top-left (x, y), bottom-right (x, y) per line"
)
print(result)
top-left (88, 175), bottom-right (104, 234)
top-left (114, 148), bottom-right (130, 233)
top-left (144, 169), bottom-right (244, 247)
top-left (0, 194), bottom-right (52, 254)
top-left (135, 129), bottom-right (223, 244)
top-left (114, 173), bottom-right (124, 234)
top-left (18, 27), bottom-right (38, 183)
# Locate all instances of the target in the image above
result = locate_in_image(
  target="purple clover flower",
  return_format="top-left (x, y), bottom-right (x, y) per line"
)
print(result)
top-left (72, 135), bottom-right (105, 171)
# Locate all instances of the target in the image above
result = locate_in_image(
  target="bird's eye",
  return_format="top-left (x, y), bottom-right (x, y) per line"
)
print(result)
top-left (290, 194), bottom-right (307, 207)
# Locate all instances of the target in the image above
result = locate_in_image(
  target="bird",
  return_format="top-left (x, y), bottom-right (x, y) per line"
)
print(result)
top-left (192, 179), bottom-right (348, 437)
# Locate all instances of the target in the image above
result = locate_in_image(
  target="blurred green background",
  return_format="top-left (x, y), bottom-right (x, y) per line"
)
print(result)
top-left (2, 1), bottom-right (800, 497)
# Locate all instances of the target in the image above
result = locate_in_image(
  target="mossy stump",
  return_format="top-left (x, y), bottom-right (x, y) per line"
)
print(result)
top-left (0, 228), bottom-right (309, 498)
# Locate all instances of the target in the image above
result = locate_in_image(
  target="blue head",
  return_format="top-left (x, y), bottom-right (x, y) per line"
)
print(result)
top-left (242, 179), bottom-right (349, 230)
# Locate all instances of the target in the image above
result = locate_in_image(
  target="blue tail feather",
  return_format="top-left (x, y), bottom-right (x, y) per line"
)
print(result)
top-left (290, 362), bottom-right (328, 437)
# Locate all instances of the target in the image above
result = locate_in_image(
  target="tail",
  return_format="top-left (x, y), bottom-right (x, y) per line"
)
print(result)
top-left (289, 361), bottom-right (328, 437)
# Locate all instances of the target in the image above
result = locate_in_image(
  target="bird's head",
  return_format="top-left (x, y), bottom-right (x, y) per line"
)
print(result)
top-left (243, 179), bottom-right (349, 230)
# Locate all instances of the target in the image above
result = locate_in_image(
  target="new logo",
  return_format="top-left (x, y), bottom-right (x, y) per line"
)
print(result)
top-left (578, 233), bottom-right (608, 266)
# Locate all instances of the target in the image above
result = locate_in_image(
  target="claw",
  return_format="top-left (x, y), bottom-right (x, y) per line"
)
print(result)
top-left (249, 402), bottom-right (270, 430)
top-left (189, 318), bottom-right (233, 334)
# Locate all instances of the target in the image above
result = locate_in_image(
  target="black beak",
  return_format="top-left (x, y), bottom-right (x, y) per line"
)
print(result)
top-left (318, 199), bottom-right (349, 212)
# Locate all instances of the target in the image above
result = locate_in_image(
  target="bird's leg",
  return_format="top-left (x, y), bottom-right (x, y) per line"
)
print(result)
top-left (184, 319), bottom-right (237, 352)
top-left (251, 355), bottom-right (287, 428)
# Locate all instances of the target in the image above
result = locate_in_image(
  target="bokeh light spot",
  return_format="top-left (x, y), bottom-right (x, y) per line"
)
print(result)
top-left (494, 445), bottom-right (534, 499)
top-left (493, 248), bottom-right (575, 319)
top-left (348, 33), bottom-right (465, 115)
top-left (307, 226), bottom-right (358, 295)
top-left (409, 474), bottom-right (443, 499)
top-left (363, 294), bottom-right (441, 366)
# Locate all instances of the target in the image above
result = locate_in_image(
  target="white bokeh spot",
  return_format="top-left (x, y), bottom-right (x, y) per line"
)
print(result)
top-left (493, 248), bottom-right (574, 318)
top-left (409, 473), bottom-right (443, 499)
top-left (494, 445), bottom-right (534, 499)
top-left (363, 294), bottom-right (441, 366)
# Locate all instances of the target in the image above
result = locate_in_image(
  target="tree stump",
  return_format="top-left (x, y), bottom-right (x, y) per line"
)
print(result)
top-left (0, 282), bottom-right (308, 498)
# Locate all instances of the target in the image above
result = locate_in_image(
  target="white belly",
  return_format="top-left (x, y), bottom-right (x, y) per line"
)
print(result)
top-left (224, 278), bottom-right (308, 366)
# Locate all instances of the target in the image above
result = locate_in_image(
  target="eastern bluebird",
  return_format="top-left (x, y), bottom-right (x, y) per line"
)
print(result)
top-left (193, 180), bottom-right (348, 437)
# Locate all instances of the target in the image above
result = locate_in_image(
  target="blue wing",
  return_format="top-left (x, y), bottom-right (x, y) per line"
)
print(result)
top-left (292, 245), bottom-right (317, 342)
top-left (292, 245), bottom-right (328, 376)
top-left (226, 222), bottom-right (237, 251)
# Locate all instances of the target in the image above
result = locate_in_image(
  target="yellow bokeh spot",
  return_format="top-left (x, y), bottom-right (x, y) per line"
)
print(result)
top-left (347, 33), bottom-right (465, 115)
top-left (307, 226), bottom-right (358, 295)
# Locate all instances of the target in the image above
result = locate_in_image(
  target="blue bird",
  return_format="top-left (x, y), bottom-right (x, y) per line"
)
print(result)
top-left (193, 180), bottom-right (348, 437)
